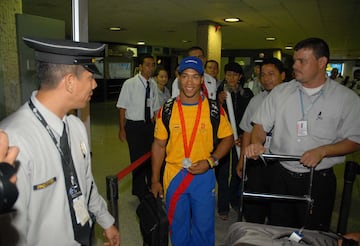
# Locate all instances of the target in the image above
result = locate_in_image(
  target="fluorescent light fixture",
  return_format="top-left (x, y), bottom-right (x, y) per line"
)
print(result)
top-left (224, 18), bottom-right (241, 23)
top-left (285, 46), bottom-right (293, 50)
top-left (265, 37), bottom-right (276, 41)
top-left (137, 41), bottom-right (145, 45)
top-left (109, 27), bottom-right (122, 31)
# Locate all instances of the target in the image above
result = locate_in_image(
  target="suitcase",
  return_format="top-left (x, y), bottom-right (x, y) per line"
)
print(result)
top-left (136, 193), bottom-right (169, 246)
top-left (225, 222), bottom-right (337, 246)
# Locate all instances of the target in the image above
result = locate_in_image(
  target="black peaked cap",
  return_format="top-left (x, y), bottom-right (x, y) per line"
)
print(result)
top-left (22, 37), bottom-right (106, 75)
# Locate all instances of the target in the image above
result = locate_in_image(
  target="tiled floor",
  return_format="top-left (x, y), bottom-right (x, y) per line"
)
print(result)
top-left (89, 100), bottom-right (360, 245)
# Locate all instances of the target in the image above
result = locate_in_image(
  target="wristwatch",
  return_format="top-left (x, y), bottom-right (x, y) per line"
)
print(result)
top-left (207, 155), bottom-right (219, 168)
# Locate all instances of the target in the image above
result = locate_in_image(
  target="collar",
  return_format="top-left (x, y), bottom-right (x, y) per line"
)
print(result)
top-left (138, 73), bottom-right (152, 86)
top-left (224, 82), bottom-right (244, 94)
top-left (294, 78), bottom-right (330, 97)
top-left (31, 91), bottom-right (65, 137)
top-left (180, 95), bottom-right (205, 106)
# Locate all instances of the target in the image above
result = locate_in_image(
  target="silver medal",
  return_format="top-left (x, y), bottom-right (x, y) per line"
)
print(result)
top-left (182, 158), bottom-right (192, 169)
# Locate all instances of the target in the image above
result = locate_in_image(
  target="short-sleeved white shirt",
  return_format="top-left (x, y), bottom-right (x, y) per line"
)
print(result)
top-left (239, 90), bottom-right (269, 133)
top-left (252, 78), bottom-right (360, 172)
top-left (157, 86), bottom-right (171, 106)
top-left (116, 73), bottom-right (161, 121)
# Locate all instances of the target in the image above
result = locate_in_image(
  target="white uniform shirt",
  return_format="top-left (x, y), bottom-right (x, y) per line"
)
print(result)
top-left (116, 73), bottom-right (161, 121)
top-left (0, 91), bottom-right (114, 245)
top-left (244, 76), bottom-right (263, 96)
top-left (239, 90), bottom-right (269, 133)
top-left (157, 86), bottom-right (171, 106)
top-left (252, 78), bottom-right (360, 172)
top-left (171, 73), bottom-right (217, 100)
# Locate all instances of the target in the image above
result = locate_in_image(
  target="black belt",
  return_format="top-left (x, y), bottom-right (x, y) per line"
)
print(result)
top-left (126, 119), bottom-right (153, 125)
top-left (279, 163), bottom-right (333, 178)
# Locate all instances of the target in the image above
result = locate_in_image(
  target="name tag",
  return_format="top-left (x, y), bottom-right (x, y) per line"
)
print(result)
top-left (73, 195), bottom-right (90, 226)
top-left (297, 120), bottom-right (308, 137)
top-left (264, 136), bottom-right (272, 149)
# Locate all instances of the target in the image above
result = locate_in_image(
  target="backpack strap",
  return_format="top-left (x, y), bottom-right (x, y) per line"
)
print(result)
top-left (161, 97), bottom-right (176, 136)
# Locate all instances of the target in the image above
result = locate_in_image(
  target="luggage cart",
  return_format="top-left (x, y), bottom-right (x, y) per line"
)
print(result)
top-left (238, 153), bottom-right (315, 228)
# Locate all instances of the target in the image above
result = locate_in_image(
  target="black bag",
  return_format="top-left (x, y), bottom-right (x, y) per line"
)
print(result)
top-left (136, 193), bottom-right (169, 246)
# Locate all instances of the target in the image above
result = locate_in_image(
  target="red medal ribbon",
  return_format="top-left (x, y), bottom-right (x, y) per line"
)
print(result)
top-left (177, 96), bottom-right (203, 158)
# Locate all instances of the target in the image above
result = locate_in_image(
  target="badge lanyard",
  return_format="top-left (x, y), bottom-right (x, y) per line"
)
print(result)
top-left (298, 89), bottom-right (323, 120)
top-left (28, 100), bottom-right (67, 159)
top-left (297, 89), bottom-right (322, 136)
top-left (28, 100), bottom-right (80, 196)
top-left (177, 96), bottom-right (202, 162)
top-left (29, 99), bottom-right (90, 228)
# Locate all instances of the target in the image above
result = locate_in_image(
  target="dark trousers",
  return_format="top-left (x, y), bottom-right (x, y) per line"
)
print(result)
top-left (243, 159), bottom-right (274, 223)
top-left (215, 146), bottom-right (240, 214)
top-left (269, 163), bottom-right (336, 231)
top-left (125, 120), bottom-right (154, 199)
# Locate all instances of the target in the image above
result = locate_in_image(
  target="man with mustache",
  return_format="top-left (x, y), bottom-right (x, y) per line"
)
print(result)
top-left (245, 37), bottom-right (360, 231)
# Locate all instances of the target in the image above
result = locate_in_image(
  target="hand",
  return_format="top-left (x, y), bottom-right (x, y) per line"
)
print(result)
top-left (337, 232), bottom-right (360, 246)
top-left (217, 91), bottom-right (227, 105)
top-left (187, 160), bottom-right (209, 174)
top-left (118, 129), bottom-right (126, 142)
top-left (0, 130), bottom-right (19, 165)
top-left (151, 181), bottom-right (164, 199)
top-left (300, 147), bottom-right (326, 168)
top-left (103, 225), bottom-right (120, 246)
top-left (244, 143), bottom-right (266, 160)
top-left (235, 137), bottom-right (242, 147)
top-left (0, 130), bottom-right (19, 183)
top-left (236, 161), bottom-right (243, 178)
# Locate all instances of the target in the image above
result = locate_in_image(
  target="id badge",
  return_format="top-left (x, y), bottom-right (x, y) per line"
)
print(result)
top-left (264, 136), bottom-right (272, 149)
top-left (297, 120), bottom-right (308, 137)
top-left (146, 98), bottom-right (151, 107)
top-left (73, 195), bottom-right (90, 226)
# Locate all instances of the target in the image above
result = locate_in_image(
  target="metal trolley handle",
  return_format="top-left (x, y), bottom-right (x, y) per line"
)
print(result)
top-left (239, 153), bottom-right (314, 223)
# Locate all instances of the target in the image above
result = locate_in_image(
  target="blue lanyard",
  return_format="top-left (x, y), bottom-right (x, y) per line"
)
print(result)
top-left (298, 89), bottom-right (323, 120)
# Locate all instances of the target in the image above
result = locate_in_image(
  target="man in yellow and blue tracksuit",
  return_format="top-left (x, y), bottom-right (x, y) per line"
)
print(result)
top-left (151, 56), bottom-right (233, 246)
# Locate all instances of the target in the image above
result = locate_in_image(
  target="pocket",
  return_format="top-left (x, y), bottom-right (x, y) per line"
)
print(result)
top-left (310, 118), bottom-right (337, 141)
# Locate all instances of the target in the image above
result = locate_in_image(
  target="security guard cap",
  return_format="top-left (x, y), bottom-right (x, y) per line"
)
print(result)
top-left (23, 37), bottom-right (106, 75)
